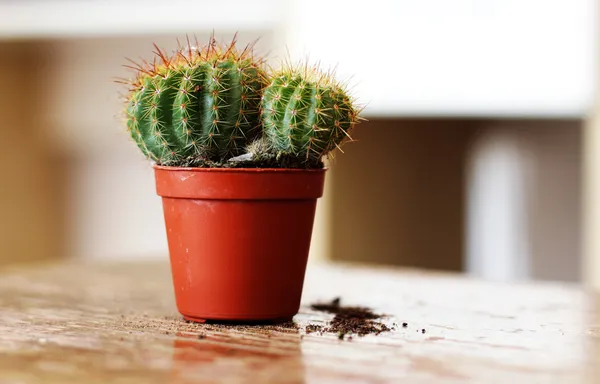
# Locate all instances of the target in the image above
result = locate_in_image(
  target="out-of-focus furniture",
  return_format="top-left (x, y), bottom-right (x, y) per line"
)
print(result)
top-left (0, 42), bottom-right (67, 267)
top-left (0, 0), bottom-right (595, 286)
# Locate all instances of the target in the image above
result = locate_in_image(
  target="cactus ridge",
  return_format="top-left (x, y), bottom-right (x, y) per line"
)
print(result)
top-left (121, 33), bottom-right (268, 164)
top-left (261, 61), bottom-right (362, 162)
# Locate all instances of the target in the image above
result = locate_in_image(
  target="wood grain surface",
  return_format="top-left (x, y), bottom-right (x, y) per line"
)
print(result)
top-left (0, 260), bottom-right (598, 383)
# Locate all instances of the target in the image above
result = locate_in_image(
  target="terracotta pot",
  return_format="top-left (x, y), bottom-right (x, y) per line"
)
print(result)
top-left (153, 165), bottom-right (326, 322)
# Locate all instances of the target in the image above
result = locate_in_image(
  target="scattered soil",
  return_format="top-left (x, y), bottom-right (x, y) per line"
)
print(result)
top-left (118, 298), bottom-right (416, 343)
top-left (305, 324), bottom-right (324, 334)
top-left (306, 297), bottom-right (393, 340)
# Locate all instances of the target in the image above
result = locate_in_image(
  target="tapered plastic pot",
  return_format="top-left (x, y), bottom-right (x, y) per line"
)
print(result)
top-left (153, 164), bottom-right (326, 323)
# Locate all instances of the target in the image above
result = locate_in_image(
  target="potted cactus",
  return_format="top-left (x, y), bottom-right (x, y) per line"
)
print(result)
top-left (119, 34), bottom-right (362, 323)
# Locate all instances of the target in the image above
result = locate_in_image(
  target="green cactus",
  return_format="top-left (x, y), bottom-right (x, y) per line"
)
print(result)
top-left (260, 62), bottom-right (362, 163)
top-left (121, 34), bottom-right (268, 165)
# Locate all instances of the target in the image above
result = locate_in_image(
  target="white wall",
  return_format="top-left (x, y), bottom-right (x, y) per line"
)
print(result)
top-left (283, 0), bottom-right (596, 117)
top-left (3, 0), bottom-right (595, 116)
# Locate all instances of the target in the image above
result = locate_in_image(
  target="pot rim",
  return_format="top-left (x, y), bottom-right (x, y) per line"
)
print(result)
top-left (152, 163), bottom-right (328, 173)
top-left (153, 162), bottom-right (327, 199)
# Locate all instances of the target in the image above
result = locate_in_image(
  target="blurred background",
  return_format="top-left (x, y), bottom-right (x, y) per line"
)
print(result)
top-left (0, 0), bottom-right (599, 287)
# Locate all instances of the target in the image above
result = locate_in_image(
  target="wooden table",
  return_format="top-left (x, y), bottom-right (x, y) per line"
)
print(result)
top-left (0, 260), bottom-right (599, 383)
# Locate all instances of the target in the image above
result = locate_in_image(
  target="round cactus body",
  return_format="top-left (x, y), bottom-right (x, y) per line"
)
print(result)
top-left (123, 36), bottom-right (268, 164)
top-left (260, 63), bottom-right (361, 163)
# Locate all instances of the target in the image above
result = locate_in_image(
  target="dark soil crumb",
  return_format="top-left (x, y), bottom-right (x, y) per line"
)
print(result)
top-left (307, 297), bottom-right (392, 340)
top-left (402, 322), bottom-right (408, 328)
top-left (305, 324), bottom-right (324, 334)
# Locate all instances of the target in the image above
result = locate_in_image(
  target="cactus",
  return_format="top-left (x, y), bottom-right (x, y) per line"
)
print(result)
top-left (260, 61), bottom-right (362, 164)
top-left (121, 34), bottom-right (268, 164)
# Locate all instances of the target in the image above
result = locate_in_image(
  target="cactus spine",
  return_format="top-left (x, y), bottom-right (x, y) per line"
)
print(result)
top-left (260, 62), bottom-right (361, 163)
top-left (122, 35), bottom-right (268, 164)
